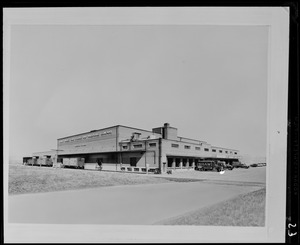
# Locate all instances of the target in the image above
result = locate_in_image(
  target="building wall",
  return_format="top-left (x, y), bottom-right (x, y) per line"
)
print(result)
top-left (166, 127), bottom-right (178, 141)
top-left (176, 137), bottom-right (206, 145)
top-left (119, 139), bottom-right (160, 168)
top-left (119, 152), bottom-right (157, 168)
top-left (57, 126), bottom-right (118, 154)
top-left (161, 139), bottom-right (239, 163)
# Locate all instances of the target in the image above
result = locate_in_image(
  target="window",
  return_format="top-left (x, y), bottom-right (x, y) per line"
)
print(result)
top-left (122, 145), bottom-right (128, 150)
top-left (133, 144), bottom-right (143, 148)
top-left (219, 150), bottom-right (222, 153)
top-left (234, 152), bottom-right (237, 155)
top-left (212, 149), bottom-right (216, 152)
top-left (204, 148), bottom-right (209, 152)
top-left (225, 151), bottom-right (228, 153)
top-left (149, 143), bottom-right (156, 147)
top-left (230, 151), bottom-right (233, 154)
top-left (184, 145), bottom-right (191, 149)
top-left (195, 147), bottom-right (200, 150)
top-left (171, 144), bottom-right (179, 148)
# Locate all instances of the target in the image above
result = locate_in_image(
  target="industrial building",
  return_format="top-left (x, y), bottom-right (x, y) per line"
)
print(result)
top-left (28, 123), bottom-right (240, 173)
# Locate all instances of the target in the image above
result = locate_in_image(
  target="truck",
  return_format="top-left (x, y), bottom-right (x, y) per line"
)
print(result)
top-left (37, 156), bottom-right (53, 167)
top-left (195, 160), bottom-right (224, 172)
top-left (62, 157), bottom-right (85, 169)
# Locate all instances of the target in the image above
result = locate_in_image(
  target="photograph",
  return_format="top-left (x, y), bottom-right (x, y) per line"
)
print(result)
top-left (3, 7), bottom-right (290, 243)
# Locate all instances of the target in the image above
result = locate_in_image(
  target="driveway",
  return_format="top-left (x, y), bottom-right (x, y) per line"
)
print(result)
top-left (8, 181), bottom-right (263, 225)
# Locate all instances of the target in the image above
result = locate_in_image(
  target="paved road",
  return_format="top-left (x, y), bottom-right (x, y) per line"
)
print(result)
top-left (158, 167), bottom-right (266, 184)
top-left (9, 181), bottom-right (263, 225)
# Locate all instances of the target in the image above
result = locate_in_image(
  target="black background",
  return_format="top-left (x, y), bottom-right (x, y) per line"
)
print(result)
top-left (1, 1), bottom-right (299, 243)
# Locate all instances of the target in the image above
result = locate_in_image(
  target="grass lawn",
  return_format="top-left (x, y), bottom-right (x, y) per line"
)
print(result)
top-left (8, 164), bottom-right (171, 195)
top-left (155, 187), bottom-right (266, 226)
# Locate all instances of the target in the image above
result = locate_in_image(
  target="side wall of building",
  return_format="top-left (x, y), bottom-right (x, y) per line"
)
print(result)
top-left (57, 126), bottom-right (118, 155)
top-left (161, 139), bottom-right (239, 163)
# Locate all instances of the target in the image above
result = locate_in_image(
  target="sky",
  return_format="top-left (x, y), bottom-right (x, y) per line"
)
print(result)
top-left (8, 25), bottom-right (268, 160)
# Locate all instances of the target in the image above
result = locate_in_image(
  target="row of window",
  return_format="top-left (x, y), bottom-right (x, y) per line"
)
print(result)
top-left (171, 143), bottom-right (237, 154)
top-left (122, 142), bottom-right (237, 155)
top-left (122, 142), bottom-right (157, 150)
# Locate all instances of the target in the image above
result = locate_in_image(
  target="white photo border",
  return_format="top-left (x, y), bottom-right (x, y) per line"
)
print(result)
top-left (3, 7), bottom-right (289, 243)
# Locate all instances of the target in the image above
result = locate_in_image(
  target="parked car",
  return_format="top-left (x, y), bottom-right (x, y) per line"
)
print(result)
top-left (232, 161), bottom-right (249, 169)
top-left (217, 161), bottom-right (233, 170)
top-left (225, 163), bottom-right (234, 170)
top-left (250, 163), bottom-right (258, 167)
top-left (257, 163), bottom-right (266, 167)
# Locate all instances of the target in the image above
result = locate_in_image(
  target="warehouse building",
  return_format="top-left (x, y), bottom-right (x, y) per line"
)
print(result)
top-left (30, 123), bottom-right (240, 173)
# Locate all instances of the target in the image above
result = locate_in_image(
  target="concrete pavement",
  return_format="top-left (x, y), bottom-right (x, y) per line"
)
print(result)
top-left (9, 181), bottom-right (263, 225)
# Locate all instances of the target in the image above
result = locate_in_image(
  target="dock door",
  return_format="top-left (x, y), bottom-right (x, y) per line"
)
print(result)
top-left (130, 157), bottom-right (137, 167)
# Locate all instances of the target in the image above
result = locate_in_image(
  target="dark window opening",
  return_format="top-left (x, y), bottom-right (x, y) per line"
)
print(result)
top-left (130, 157), bottom-right (137, 167)
top-left (167, 158), bottom-right (173, 168)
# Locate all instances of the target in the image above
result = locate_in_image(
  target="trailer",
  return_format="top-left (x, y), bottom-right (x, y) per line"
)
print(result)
top-left (62, 157), bottom-right (85, 169)
top-left (25, 157), bottom-right (38, 166)
top-left (23, 157), bottom-right (32, 165)
top-left (37, 156), bottom-right (53, 167)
